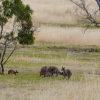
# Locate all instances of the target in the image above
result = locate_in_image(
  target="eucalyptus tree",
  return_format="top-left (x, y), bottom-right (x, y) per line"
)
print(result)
top-left (0, 0), bottom-right (35, 74)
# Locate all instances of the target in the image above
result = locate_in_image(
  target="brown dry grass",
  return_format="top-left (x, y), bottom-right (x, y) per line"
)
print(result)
top-left (1, 79), bottom-right (100, 100)
top-left (23, 0), bottom-right (77, 24)
top-left (35, 26), bottom-right (100, 45)
top-left (21, 0), bottom-right (100, 46)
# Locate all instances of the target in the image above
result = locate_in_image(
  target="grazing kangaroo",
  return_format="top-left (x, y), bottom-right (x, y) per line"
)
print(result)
top-left (8, 69), bottom-right (18, 75)
top-left (46, 66), bottom-right (61, 77)
top-left (61, 67), bottom-right (72, 79)
top-left (40, 66), bottom-right (48, 77)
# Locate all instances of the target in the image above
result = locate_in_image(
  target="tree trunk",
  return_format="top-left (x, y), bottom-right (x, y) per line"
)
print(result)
top-left (1, 64), bottom-right (4, 74)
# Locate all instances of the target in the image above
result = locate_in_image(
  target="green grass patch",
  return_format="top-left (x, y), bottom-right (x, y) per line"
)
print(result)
top-left (40, 23), bottom-right (77, 28)
top-left (0, 73), bottom-right (88, 86)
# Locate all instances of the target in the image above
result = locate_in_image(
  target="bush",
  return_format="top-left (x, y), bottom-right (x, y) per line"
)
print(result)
top-left (18, 30), bottom-right (35, 45)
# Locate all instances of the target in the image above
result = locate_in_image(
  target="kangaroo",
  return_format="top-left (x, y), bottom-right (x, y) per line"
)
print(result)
top-left (40, 66), bottom-right (48, 77)
top-left (8, 69), bottom-right (18, 75)
top-left (46, 66), bottom-right (61, 77)
top-left (61, 67), bottom-right (72, 79)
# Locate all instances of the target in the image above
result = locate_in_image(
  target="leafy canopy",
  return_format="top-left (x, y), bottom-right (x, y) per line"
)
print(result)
top-left (0, 0), bottom-right (34, 45)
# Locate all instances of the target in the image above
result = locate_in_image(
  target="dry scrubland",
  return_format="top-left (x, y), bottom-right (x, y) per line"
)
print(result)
top-left (1, 0), bottom-right (100, 100)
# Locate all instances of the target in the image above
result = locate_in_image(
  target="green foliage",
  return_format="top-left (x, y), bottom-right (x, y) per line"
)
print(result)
top-left (12, 0), bottom-right (33, 30)
top-left (18, 30), bottom-right (35, 45)
top-left (0, 0), bottom-right (34, 45)
top-left (0, 16), bottom-right (7, 24)
top-left (2, 0), bottom-right (13, 17)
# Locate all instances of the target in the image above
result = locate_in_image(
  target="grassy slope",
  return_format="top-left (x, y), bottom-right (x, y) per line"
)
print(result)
top-left (0, 42), bottom-right (100, 100)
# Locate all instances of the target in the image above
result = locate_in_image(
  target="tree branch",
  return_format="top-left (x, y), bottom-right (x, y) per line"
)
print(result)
top-left (0, 21), bottom-right (4, 39)
top-left (95, 0), bottom-right (100, 9)
top-left (83, 22), bottom-right (93, 33)
top-left (70, 0), bottom-right (100, 28)
top-left (0, 40), bottom-right (7, 66)
top-left (6, 36), bottom-right (19, 45)
top-left (3, 44), bottom-right (18, 65)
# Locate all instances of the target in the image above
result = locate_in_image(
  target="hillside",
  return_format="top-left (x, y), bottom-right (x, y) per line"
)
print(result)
top-left (21, 0), bottom-right (100, 46)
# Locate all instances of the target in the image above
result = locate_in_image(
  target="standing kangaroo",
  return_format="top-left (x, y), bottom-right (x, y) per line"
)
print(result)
top-left (40, 66), bottom-right (48, 77)
top-left (8, 69), bottom-right (18, 75)
top-left (46, 66), bottom-right (61, 77)
top-left (61, 67), bottom-right (72, 79)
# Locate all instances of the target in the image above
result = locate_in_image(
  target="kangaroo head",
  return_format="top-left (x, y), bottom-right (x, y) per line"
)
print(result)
top-left (61, 66), bottom-right (65, 71)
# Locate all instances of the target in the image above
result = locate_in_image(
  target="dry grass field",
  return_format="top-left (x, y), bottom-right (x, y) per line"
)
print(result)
top-left (1, 0), bottom-right (100, 100)
top-left (22, 0), bottom-right (100, 46)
